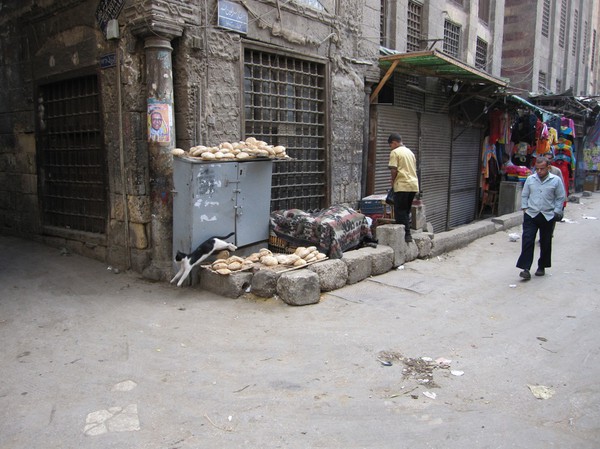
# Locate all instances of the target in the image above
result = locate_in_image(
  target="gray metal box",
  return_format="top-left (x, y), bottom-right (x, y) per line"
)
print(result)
top-left (172, 157), bottom-right (273, 256)
top-left (498, 181), bottom-right (523, 216)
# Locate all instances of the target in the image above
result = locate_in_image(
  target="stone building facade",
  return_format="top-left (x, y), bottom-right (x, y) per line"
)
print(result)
top-left (0, 0), bottom-right (380, 279)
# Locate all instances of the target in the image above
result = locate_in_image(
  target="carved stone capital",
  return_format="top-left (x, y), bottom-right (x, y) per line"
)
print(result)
top-left (124, 0), bottom-right (188, 40)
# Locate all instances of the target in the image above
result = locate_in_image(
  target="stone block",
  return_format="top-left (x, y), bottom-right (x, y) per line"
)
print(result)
top-left (374, 224), bottom-right (406, 267)
top-left (198, 267), bottom-right (253, 298)
top-left (342, 248), bottom-right (373, 284)
top-left (491, 211), bottom-right (523, 231)
top-left (357, 245), bottom-right (394, 276)
top-left (277, 270), bottom-right (320, 306)
top-left (307, 259), bottom-right (348, 291)
top-left (413, 232), bottom-right (432, 259)
top-left (411, 201), bottom-right (426, 230)
top-left (129, 222), bottom-right (148, 249)
top-left (251, 269), bottom-right (280, 298)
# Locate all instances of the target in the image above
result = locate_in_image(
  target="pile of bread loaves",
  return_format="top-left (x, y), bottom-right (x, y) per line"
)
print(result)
top-left (171, 137), bottom-right (289, 161)
top-left (209, 246), bottom-right (326, 275)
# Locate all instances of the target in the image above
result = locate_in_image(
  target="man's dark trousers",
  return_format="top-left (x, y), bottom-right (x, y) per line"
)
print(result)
top-left (393, 191), bottom-right (416, 238)
top-left (517, 212), bottom-right (554, 270)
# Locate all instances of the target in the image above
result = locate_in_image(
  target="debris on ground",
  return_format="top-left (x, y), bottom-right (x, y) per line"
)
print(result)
top-left (527, 384), bottom-right (555, 399)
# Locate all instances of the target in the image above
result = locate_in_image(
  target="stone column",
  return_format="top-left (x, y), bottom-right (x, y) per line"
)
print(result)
top-left (143, 35), bottom-right (177, 280)
top-left (126, 6), bottom-right (183, 281)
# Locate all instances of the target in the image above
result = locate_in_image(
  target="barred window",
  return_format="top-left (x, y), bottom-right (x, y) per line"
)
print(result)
top-left (38, 75), bottom-right (107, 234)
top-left (538, 71), bottom-right (547, 92)
top-left (475, 37), bottom-right (488, 70)
top-left (443, 20), bottom-right (461, 58)
top-left (556, 79), bottom-right (562, 93)
top-left (592, 29), bottom-right (597, 70)
top-left (244, 49), bottom-right (326, 212)
top-left (572, 9), bottom-right (579, 56)
top-left (407, 1), bottom-right (422, 52)
top-left (584, 21), bottom-right (589, 62)
top-left (541, 0), bottom-right (550, 37)
top-left (380, 0), bottom-right (387, 46)
top-left (559, 0), bottom-right (567, 48)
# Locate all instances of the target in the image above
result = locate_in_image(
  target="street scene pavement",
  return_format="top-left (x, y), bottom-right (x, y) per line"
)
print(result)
top-left (1, 193), bottom-right (599, 449)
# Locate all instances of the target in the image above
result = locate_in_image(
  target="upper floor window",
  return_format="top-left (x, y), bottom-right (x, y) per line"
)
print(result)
top-left (293, 0), bottom-right (325, 11)
top-left (541, 0), bottom-right (550, 37)
top-left (478, 0), bottom-right (490, 24)
top-left (592, 29), bottom-right (597, 70)
top-left (475, 37), bottom-right (488, 70)
top-left (443, 20), bottom-right (461, 58)
top-left (538, 71), bottom-right (547, 92)
top-left (572, 10), bottom-right (579, 56)
top-left (558, 0), bottom-right (567, 48)
top-left (556, 79), bottom-right (562, 93)
top-left (407, 1), bottom-right (423, 52)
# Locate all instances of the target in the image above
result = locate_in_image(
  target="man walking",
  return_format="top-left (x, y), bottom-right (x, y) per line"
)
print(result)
top-left (388, 133), bottom-right (419, 242)
top-left (516, 156), bottom-right (565, 280)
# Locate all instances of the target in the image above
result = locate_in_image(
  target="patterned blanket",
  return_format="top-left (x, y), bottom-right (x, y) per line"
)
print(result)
top-left (270, 205), bottom-right (374, 259)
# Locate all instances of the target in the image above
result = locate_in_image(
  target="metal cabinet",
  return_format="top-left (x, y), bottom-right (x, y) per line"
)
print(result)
top-left (172, 157), bottom-right (273, 255)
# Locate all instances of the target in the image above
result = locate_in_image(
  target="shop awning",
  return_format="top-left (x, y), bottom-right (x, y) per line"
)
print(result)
top-left (370, 48), bottom-right (509, 103)
top-left (508, 94), bottom-right (560, 118)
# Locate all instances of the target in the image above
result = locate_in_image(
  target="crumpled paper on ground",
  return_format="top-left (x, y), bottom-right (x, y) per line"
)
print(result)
top-left (527, 384), bottom-right (555, 399)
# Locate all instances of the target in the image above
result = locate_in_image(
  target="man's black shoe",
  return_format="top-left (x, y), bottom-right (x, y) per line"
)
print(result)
top-left (519, 269), bottom-right (531, 280)
top-left (405, 235), bottom-right (413, 243)
top-left (535, 267), bottom-right (545, 276)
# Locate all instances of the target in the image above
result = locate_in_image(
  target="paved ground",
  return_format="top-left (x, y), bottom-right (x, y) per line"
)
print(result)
top-left (1, 194), bottom-right (599, 449)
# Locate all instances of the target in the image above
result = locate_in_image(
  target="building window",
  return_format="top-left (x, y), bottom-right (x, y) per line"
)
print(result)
top-left (244, 49), bottom-right (326, 212)
top-left (407, 1), bottom-right (422, 52)
top-left (538, 71), bottom-right (547, 92)
top-left (556, 79), bottom-right (562, 93)
top-left (443, 20), bottom-right (461, 58)
top-left (592, 29), bottom-right (597, 70)
top-left (541, 0), bottom-right (550, 37)
top-left (559, 0), bottom-right (567, 48)
top-left (584, 21), bottom-right (589, 62)
top-left (292, 0), bottom-right (324, 11)
top-left (572, 9), bottom-right (579, 56)
top-left (478, 0), bottom-right (490, 24)
top-left (475, 37), bottom-right (488, 70)
top-left (37, 75), bottom-right (107, 234)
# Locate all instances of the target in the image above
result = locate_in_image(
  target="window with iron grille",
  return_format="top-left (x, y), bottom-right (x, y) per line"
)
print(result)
top-left (556, 79), bottom-right (562, 93)
top-left (443, 20), bottom-right (461, 58)
top-left (558, 0), bottom-right (567, 48)
top-left (478, 0), bottom-right (490, 24)
top-left (538, 71), bottom-right (547, 92)
top-left (541, 0), bottom-right (550, 37)
top-left (584, 21), bottom-right (589, 62)
top-left (407, 1), bottom-right (422, 52)
top-left (572, 9), bottom-right (579, 56)
top-left (380, 0), bottom-right (388, 47)
top-left (592, 29), bottom-right (597, 70)
top-left (244, 49), bottom-right (326, 212)
top-left (292, 0), bottom-right (324, 11)
top-left (475, 37), bottom-right (488, 70)
top-left (37, 75), bottom-right (107, 234)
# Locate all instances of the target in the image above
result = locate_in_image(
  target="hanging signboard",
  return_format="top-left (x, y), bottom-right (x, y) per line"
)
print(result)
top-left (218, 0), bottom-right (248, 34)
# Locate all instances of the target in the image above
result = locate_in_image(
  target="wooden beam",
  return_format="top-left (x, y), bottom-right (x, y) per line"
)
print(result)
top-left (369, 59), bottom-right (399, 104)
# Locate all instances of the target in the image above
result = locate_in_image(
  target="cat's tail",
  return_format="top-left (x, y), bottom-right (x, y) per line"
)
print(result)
top-left (217, 232), bottom-right (235, 240)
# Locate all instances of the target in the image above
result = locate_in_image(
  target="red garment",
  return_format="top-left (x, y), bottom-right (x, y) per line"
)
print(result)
top-left (552, 159), bottom-right (570, 202)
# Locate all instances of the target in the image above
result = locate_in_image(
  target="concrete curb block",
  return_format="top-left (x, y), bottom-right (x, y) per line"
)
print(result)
top-left (491, 211), bottom-right (523, 230)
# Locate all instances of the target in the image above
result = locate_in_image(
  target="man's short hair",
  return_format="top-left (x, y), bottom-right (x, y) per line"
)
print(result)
top-left (388, 133), bottom-right (402, 144)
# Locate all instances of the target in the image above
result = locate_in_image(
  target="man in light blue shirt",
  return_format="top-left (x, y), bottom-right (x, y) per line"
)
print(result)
top-left (516, 156), bottom-right (566, 280)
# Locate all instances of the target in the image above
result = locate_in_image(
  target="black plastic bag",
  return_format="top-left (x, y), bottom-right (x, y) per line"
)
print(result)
top-left (385, 188), bottom-right (395, 205)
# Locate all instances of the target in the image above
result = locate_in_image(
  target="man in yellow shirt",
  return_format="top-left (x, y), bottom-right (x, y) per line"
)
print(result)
top-left (388, 133), bottom-right (420, 242)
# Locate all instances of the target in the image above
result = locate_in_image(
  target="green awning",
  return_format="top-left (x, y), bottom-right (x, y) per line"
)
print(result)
top-left (371, 49), bottom-right (508, 103)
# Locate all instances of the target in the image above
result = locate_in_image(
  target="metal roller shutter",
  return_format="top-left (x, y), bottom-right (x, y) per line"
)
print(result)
top-left (420, 113), bottom-right (451, 233)
top-left (373, 104), bottom-right (419, 195)
top-left (448, 126), bottom-right (482, 228)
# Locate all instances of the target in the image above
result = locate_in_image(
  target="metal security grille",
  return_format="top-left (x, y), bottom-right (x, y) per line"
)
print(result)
top-left (407, 1), bottom-right (422, 52)
top-left (244, 49), bottom-right (326, 212)
top-left (542, 0), bottom-right (550, 37)
top-left (475, 37), bottom-right (488, 70)
top-left (559, 0), bottom-right (567, 48)
top-left (443, 20), bottom-right (461, 58)
top-left (572, 10), bottom-right (579, 56)
top-left (38, 75), bottom-right (107, 234)
top-left (539, 71), bottom-right (547, 92)
top-left (380, 0), bottom-right (388, 47)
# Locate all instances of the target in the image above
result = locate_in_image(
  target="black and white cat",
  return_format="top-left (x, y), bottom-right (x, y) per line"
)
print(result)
top-left (171, 232), bottom-right (237, 287)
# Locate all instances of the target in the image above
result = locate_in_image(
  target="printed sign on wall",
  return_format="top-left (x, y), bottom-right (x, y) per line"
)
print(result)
top-left (147, 102), bottom-right (171, 143)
